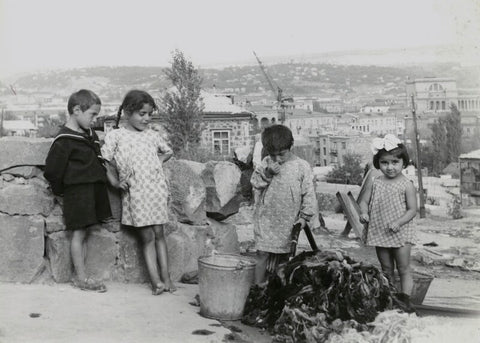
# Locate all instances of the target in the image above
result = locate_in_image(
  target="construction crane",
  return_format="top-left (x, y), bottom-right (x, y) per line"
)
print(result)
top-left (253, 51), bottom-right (293, 123)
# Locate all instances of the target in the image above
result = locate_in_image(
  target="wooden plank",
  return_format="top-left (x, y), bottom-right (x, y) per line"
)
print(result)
top-left (415, 304), bottom-right (480, 318)
top-left (336, 191), bottom-right (365, 242)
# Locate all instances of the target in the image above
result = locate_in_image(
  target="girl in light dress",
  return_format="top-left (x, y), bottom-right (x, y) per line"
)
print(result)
top-left (359, 134), bottom-right (417, 310)
top-left (102, 90), bottom-right (175, 295)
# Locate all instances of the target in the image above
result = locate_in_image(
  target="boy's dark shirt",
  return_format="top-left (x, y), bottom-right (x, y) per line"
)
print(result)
top-left (44, 126), bottom-right (107, 196)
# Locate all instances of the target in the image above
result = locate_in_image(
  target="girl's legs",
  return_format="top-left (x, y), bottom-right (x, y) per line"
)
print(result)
top-left (71, 228), bottom-right (87, 281)
top-left (375, 247), bottom-right (395, 282)
top-left (138, 226), bottom-right (164, 294)
top-left (392, 245), bottom-right (413, 295)
top-left (153, 225), bottom-right (176, 292)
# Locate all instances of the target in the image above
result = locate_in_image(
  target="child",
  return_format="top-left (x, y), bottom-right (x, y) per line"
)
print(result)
top-left (44, 89), bottom-right (111, 292)
top-left (359, 134), bottom-right (417, 307)
top-left (250, 125), bottom-right (317, 284)
top-left (101, 90), bottom-right (175, 295)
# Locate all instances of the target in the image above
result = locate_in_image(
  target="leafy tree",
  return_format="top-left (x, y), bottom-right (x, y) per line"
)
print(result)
top-left (326, 153), bottom-right (364, 185)
top-left (162, 49), bottom-right (204, 153)
top-left (445, 103), bottom-right (462, 162)
top-left (430, 104), bottom-right (463, 175)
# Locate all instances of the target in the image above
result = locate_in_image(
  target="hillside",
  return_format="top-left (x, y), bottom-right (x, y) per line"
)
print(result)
top-left (2, 62), bottom-right (479, 101)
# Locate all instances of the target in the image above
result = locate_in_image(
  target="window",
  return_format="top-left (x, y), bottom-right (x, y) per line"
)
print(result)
top-left (212, 130), bottom-right (230, 154)
top-left (323, 147), bottom-right (327, 155)
top-left (442, 101), bottom-right (446, 110)
top-left (342, 142), bottom-right (346, 149)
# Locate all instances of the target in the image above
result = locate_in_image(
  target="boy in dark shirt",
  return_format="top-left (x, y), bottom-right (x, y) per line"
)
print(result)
top-left (44, 89), bottom-right (112, 292)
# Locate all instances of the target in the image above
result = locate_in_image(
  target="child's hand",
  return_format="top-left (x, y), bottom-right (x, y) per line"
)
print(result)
top-left (266, 162), bottom-right (281, 176)
top-left (118, 180), bottom-right (129, 191)
top-left (387, 221), bottom-right (400, 233)
top-left (294, 217), bottom-right (307, 229)
top-left (359, 213), bottom-right (369, 224)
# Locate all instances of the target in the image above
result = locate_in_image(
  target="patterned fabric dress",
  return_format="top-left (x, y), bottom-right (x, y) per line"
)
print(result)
top-left (364, 176), bottom-right (416, 247)
top-left (250, 155), bottom-right (317, 254)
top-left (101, 128), bottom-right (172, 227)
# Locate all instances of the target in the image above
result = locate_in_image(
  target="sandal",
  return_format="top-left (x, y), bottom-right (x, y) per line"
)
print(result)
top-left (152, 283), bottom-right (165, 296)
top-left (73, 278), bottom-right (107, 293)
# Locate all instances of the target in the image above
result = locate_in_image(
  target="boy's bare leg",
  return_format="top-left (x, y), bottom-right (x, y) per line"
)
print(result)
top-left (138, 227), bottom-right (164, 294)
top-left (254, 251), bottom-right (269, 285)
top-left (71, 229), bottom-right (87, 281)
top-left (153, 225), bottom-right (176, 292)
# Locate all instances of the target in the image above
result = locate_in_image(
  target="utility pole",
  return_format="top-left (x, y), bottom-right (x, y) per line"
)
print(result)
top-left (0, 105), bottom-right (4, 138)
top-left (411, 94), bottom-right (426, 218)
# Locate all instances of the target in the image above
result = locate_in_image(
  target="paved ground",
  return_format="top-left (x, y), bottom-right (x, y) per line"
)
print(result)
top-left (0, 282), bottom-right (236, 343)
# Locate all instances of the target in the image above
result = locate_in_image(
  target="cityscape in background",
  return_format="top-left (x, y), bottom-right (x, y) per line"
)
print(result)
top-left (0, 49), bottom-right (479, 205)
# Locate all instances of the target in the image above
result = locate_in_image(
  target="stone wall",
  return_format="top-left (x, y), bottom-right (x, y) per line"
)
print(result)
top-left (0, 137), bottom-right (243, 284)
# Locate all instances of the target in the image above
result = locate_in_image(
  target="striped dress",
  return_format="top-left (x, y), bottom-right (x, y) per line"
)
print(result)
top-left (364, 176), bottom-right (416, 247)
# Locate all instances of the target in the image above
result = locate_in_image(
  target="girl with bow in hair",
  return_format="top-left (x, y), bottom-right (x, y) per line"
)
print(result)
top-left (359, 134), bottom-right (417, 311)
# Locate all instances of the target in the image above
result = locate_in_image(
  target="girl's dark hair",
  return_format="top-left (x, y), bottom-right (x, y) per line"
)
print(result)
top-left (373, 144), bottom-right (410, 169)
top-left (262, 125), bottom-right (294, 154)
top-left (67, 89), bottom-right (101, 114)
top-left (115, 90), bottom-right (157, 129)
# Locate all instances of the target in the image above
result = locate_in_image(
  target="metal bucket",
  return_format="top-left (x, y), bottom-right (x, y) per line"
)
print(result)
top-left (198, 253), bottom-right (256, 320)
top-left (394, 271), bottom-right (434, 305)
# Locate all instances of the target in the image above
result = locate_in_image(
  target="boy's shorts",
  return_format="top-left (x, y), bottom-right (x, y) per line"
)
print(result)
top-left (63, 183), bottom-right (112, 230)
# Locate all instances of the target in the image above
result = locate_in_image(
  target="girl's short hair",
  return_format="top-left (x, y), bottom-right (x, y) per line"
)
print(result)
top-left (67, 89), bottom-right (101, 114)
top-left (115, 90), bottom-right (157, 128)
top-left (262, 125), bottom-right (294, 153)
top-left (373, 144), bottom-right (410, 169)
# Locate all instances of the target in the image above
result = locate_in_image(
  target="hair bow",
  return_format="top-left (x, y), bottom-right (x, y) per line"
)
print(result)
top-left (371, 134), bottom-right (402, 155)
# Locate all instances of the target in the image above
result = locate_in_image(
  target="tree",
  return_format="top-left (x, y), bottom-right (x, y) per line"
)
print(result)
top-left (326, 153), bottom-right (364, 185)
top-left (445, 103), bottom-right (462, 162)
top-left (162, 49), bottom-right (204, 153)
top-left (430, 103), bottom-right (463, 175)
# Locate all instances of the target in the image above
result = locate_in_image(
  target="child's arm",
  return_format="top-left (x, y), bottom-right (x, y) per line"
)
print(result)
top-left (358, 179), bottom-right (373, 223)
top-left (44, 142), bottom-right (69, 196)
top-left (250, 156), bottom-right (276, 190)
top-left (296, 163), bottom-right (317, 228)
top-left (104, 160), bottom-right (128, 191)
top-left (155, 132), bottom-right (173, 163)
top-left (387, 181), bottom-right (418, 232)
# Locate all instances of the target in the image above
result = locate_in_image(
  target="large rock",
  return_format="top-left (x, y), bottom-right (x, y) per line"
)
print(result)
top-left (164, 159), bottom-right (207, 225)
top-left (45, 214), bottom-right (66, 233)
top-left (201, 161), bottom-right (242, 220)
top-left (115, 228), bottom-right (149, 283)
top-left (166, 220), bottom-right (240, 281)
top-left (207, 218), bottom-right (240, 254)
top-left (0, 183), bottom-right (55, 216)
top-left (0, 214), bottom-right (45, 282)
top-left (2, 166), bottom-right (43, 179)
top-left (84, 227), bottom-right (118, 281)
top-left (178, 159), bottom-right (206, 176)
top-left (0, 137), bottom-right (52, 171)
top-left (46, 231), bottom-right (73, 282)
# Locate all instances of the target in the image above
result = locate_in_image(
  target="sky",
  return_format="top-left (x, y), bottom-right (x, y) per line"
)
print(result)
top-left (0, 0), bottom-right (478, 78)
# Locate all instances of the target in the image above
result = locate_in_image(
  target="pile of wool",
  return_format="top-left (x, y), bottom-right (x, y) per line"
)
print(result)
top-left (243, 250), bottom-right (409, 342)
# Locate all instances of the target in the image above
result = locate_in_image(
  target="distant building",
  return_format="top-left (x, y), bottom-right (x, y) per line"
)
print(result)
top-left (459, 149), bottom-right (480, 207)
top-left (102, 92), bottom-right (254, 156)
top-left (404, 77), bottom-right (480, 142)
top-left (1, 120), bottom-right (38, 137)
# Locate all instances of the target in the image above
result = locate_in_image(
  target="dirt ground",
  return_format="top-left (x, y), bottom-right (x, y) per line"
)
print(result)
top-left (1, 204), bottom-right (479, 342)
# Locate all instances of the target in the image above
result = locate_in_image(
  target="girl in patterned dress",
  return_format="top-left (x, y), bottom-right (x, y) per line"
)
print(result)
top-left (359, 134), bottom-right (417, 305)
top-left (102, 90), bottom-right (175, 295)
top-left (251, 125), bottom-right (317, 284)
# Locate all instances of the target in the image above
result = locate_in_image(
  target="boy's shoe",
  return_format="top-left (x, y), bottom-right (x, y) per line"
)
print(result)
top-left (73, 278), bottom-right (107, 293)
